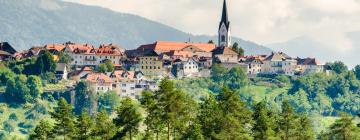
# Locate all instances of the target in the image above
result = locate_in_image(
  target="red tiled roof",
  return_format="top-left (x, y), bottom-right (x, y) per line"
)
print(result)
top-left (45, 44), bottom-right (65, 51)
top-left (85, 73), bottom-right (112, 83)
top-left (138, 41), bottom-right (216, 53)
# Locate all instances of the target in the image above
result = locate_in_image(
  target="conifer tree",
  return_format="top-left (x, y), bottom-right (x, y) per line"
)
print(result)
top-left (113, 98), bottom-right (143, 140)
top-left (51, 98), bottom-right (77, 140)
top-left (29, 120), bottom-right (54, 140)
top-left (216, 88), bottom-right (253, 139)
top-left (327, 113), bottom-right (360, 140)
top-left (92, 110), bottom-right (116, 140)
top-left (252, 101), bottom-right (278, 140)
top-left (141, 90), bottom-right (164, 139)
top-left (278, 100), bottom-right (298, 140)
top-left (297, 114), bottom-right (315, 140)
top-left (198, 95), bottom-right (222, 139)
top-left (75, 111), bottom-right (94, 140)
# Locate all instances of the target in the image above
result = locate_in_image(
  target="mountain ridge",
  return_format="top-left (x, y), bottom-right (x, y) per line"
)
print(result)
top-left (0, 0), bottom-right (271, 55)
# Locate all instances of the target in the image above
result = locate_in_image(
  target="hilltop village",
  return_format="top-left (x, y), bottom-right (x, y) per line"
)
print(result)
top-left (0, 0), bottom-right (324, 100)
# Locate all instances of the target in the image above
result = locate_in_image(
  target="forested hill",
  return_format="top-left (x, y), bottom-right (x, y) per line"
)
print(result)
top-left (0, 0), bottom-right (271, 55)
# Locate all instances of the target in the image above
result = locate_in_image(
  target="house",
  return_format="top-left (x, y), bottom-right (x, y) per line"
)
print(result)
top-left (262, 52), bottom-right (297, 76)
top-left (44, 44), bottom-right (66, 55)
top-left (240, 57), bottom-right (263, 75)
top-left (69, 66), bottom-right (93, 81)
top-left (172, 58), bottom-right (199, 78)
top-left (55, 63), bottom-right (69, 80)
top-left (296, 58), bottom-right (324, 75)
top-left (64, 42), bottom-right (125, 67)
top-left (82, 73), bottom-right (113, 93)
top-left (212, 46), bottom-right (239, 64)
top-left (138, 50), bottom-right (166, 78)
top-left (0, 42), bottom-right (17, 61)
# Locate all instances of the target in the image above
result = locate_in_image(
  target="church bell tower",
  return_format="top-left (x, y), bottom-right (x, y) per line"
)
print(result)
top-left (218, 0), bottom-right (231, 47)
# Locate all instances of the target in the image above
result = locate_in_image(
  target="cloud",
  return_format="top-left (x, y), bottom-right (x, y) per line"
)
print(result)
top-left (62, 0), bottom-right (360, 54)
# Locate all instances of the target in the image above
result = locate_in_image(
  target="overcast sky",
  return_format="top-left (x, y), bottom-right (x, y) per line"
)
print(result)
top-left (62, 0), bottom-right (360, 59)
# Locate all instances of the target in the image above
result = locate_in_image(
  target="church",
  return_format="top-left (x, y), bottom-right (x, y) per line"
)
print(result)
top-left (212, 0), bottom-right (239, 65)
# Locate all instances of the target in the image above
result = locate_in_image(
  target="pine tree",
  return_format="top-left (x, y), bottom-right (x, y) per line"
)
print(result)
top-left (297, 114), bottom-right (315, 140)
top-left (75, 111), bottom-right (94, 140)
top-left (252, 101), bottom-right (278, 140)
top-left (216, 88), bottom-right (253, 139)
top-left (29, 120), bottom-right (54, 140)
top-left (327, 113), bottom-right (360, 140)
top-left (51, 98), bottom-right (77, 140)
top-left (278, 100), bottom-right (298, 140)
top-left (92, 110), bottom-right (116, 140)
top-left (198, 95), bottom-right (222, 139)
top-left (141, 90), bottom-right (164, 140)
top-left (113, 98), bottom-right (143, 140)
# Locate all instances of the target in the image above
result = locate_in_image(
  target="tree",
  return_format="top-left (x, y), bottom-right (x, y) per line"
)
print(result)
top-left (278, 100), bottom-right (298, 140)
top-left (51, 98), bottom-right (77, 139)
top-left (208, 40), bottom-right (214, 44)
top-left (141, 90), bottom-right (164, 139)
top-left (181, 122), bottom-right (204, 140)
top-left (215, 88), bottom-right (253, 139)
top-left (252, 101), bottom-right (278, 140)
top-left (74, 81), bottom-right (92, 114)
top-left (113, 98), bottom-right (143, 140)
top-left (98, 91), bottom-right (121, 113)
top-left (211, 63), bottom-right (227, 83)
top-left (231, 42), bottom-right (244, 56)
top-left (92, 110), bottom-right (116, 140)
top-left (297, 114), bottom-right (315, 140)
top-left (98, 60), bottom-right (115, 73)
top-left (27, 75), bottom-right (43, 102)
top-left (224, 66), bottom-right (248, 89)
top-left (5, 75), bottom-right (31, 103)
top-left (58, 52), bottom-right (71, 65)
top-left (327, 61), bottom-right (348, 74)
top-left (35, 50), bottom-right (56, 74)
top-left (354, 65), bottom-right (360, 80)
top-left (75, 111), bottom-right (94, 140)
top-left (157, 78), bottom-right (196, 139)
top-left (29, 120), bottom-right (54, 140)
top-left (198, 95), bottom-right (222, 139)
top-left (327, 113), bottom-right (360, 140)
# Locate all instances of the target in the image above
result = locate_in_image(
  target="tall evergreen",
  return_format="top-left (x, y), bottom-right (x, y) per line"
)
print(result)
top-left (113, 98), bottom-right (143, 140)
top-left (51, 98), bottom-right (77, 140)
top-left (297, 114), bottom-right (315, 140)
top-left (216, 88), bottom-right (253, 139)
top-left (278, 100), bottom-right (298, 140)
top-left (327, 113), bottom-right (360, 140)
top-left (29, 120), bottom-right (54, 140)
top-left (252, 101), bottom-right (278, 140)
top-left (141, 90), bottom-right (164, 139)
top-left (198, 95), bottom-right (222, 139)
top-left (75, 111), bottom-right (94, 140)
top-left (92, 110), bottom-right (116, 140)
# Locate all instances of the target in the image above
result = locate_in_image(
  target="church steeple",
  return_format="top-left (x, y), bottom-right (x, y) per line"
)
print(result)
top-left (220, 0), bottom-right (230, 30)
top-left (218, 0), bottom-right (231, 47)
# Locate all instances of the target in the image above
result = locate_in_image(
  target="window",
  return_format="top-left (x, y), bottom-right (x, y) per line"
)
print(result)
top-left (221, 35), bottom-right (226, 42)
top-left (122, 84), bottom-right (126, 87)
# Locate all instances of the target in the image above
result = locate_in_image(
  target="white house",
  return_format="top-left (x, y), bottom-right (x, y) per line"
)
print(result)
top-left (262, 52), bottom-right (297, 76)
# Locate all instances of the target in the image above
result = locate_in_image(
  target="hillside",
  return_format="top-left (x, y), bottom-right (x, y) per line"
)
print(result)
top-left (0, 0), bottom-right (271, 55)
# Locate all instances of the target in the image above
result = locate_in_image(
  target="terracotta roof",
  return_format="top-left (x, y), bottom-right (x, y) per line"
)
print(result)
top-left (296, 58), bottom-right (322, 65)
top-left (110, 70), bottom-right (135, 80)
top-left (166, 50), bottom-right (193, 58)
top-left (66, 43), bottom-right (94, 53)
top-left (96, 44), bottom-right (123, 56)
top-left (138, 41), bottom-right (216, 53)
top-left (84, 73), bottom-right (112, 83)
top-left (45, 44), bottom-right (65, 52)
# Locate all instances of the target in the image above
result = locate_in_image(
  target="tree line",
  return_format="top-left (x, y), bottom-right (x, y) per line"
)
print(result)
top-left (29, 78), bottom-right (360, 140)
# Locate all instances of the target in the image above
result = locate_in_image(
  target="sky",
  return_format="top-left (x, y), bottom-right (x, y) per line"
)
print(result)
top-left (62, 0), bottom-right (360, 67)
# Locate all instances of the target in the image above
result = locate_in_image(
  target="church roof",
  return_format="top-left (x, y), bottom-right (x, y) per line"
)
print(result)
top-left (219, 0), bottom-right (230, 30)
top-left (137, 41), bottom-right (216, 53)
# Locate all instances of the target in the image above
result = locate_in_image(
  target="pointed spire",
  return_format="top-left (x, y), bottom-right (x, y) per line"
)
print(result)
top-left (219, 0), bottom-right (230, 30)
